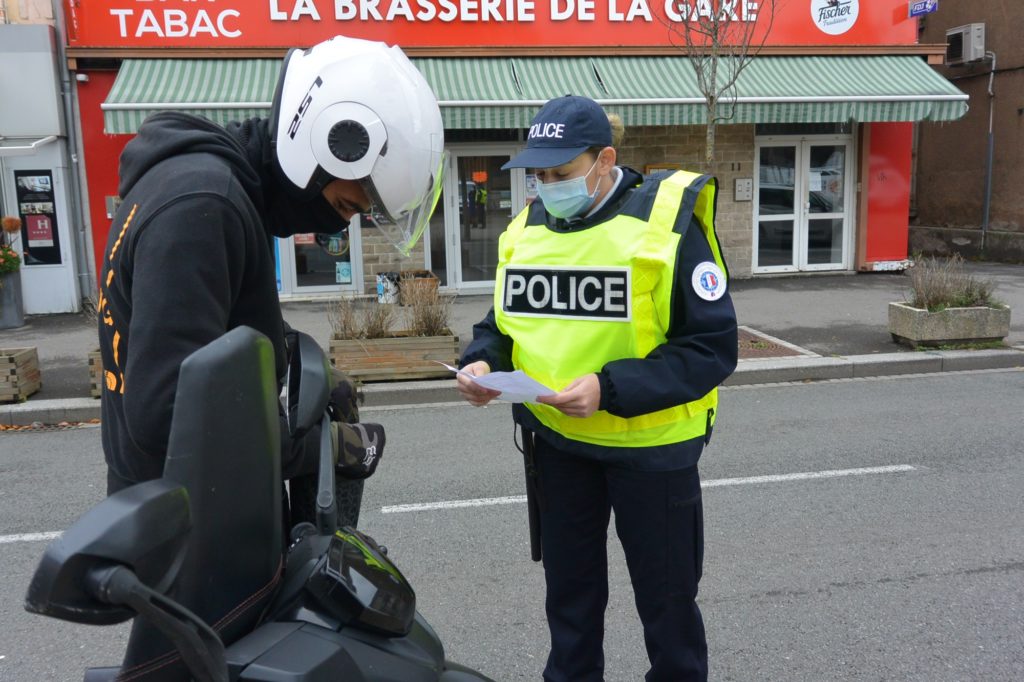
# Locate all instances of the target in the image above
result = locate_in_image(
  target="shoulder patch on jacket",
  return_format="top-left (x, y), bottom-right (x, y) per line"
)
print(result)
top-left (691, 261), bottom-right (726, 301)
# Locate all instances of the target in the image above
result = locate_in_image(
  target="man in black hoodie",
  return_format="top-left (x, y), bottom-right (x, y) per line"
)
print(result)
top-left (98, 36), bottom-right (445, 499)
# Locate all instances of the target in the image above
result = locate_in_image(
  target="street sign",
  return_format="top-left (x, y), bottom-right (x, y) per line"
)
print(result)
top-left (909, 0), bottom-right (938, 18)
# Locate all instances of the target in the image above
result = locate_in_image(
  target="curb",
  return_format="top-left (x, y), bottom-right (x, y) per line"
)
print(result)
top-left (725, 348), bottom-right (1024, 386)
top-left (1, 397), bottom-right (101, 427)
top-left (3, 349), bottom-right (1022, 426)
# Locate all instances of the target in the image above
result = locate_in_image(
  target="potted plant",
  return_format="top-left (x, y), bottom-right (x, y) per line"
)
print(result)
top-left (888, 254), bottom-right (1011, 348)
top-left (328, 284), bottom-right (459, 381)
top-left (0, 216), bottom-right (25, 330)
top-left (0, 216), bottom-right (40, 402)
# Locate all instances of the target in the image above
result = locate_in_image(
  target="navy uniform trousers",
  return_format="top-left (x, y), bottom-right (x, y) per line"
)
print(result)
top-left (534, 435), bottom-right (708, 682)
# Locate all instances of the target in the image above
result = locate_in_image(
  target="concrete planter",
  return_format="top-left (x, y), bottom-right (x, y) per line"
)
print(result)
top-left (888, 302), bottom-right (1011, 348)
top-left (329, 331), bottom-right (459, 382)
top-left (0, 271), bottom-right (25, 329)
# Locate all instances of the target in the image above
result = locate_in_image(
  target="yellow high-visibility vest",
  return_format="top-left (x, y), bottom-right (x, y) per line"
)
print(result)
top-left (494, 170), bottom-right (727, 447)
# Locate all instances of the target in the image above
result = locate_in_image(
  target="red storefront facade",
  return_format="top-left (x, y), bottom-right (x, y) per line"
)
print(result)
top-left (61, 0), bottom-right (967, 297)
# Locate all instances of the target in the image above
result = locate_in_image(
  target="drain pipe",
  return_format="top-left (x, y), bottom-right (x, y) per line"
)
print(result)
top-left (52, 3), bottom-right (96, 305)
top-left (981, 51), bottom-right (996, 254)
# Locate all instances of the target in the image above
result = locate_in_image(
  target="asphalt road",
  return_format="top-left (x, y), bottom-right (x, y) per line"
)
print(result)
top-left (2, 369), bottom-right (1023, 681)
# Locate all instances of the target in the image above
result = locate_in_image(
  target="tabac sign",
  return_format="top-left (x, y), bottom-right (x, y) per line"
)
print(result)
top-left (62, 0), bottom-right (917, 49)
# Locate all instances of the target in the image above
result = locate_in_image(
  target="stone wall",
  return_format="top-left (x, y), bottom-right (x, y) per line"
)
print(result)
top-left (616, 123), bottom-right (756, 278)
top-left (358, 231), bottom-right (428, 293)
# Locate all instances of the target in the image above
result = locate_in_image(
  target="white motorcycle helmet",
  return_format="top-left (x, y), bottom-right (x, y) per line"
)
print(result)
top-left (272, 35), bottom-right (445, 255)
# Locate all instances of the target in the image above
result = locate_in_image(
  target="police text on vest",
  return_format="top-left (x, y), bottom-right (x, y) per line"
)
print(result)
top-left (503, 267), bottom-right (631, 321)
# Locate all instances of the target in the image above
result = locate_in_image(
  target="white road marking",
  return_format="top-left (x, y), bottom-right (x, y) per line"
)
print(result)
top-left (382, 495), bottom-right (528, 514)
top-left (0, 466), bottom-right (918, 540)
top-left (0, 531), bottom-right (61, 545)
top-left (702, 464), bottom-right (916, 488)
top-left (380, 464), bottom-right (917, 514)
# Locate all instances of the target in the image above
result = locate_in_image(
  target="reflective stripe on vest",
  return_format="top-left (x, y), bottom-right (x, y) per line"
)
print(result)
top-left (494, 170), bottom-right (725, 448)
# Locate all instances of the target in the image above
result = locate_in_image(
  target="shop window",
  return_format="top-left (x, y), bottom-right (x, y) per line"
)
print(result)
top-left (445, 129), bottom-right (522, 143)
top-left (293, 230), bottom-right (353, 287)
top-left (756, 123), bottom-right (852, 136)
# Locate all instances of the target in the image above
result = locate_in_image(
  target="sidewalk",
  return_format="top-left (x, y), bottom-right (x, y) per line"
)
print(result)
top-left (3, 262), bottom-right (1023, 425)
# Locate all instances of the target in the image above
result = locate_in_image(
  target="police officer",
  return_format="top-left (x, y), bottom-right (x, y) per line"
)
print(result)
top-left (457, 95), bottom-right (737, 681)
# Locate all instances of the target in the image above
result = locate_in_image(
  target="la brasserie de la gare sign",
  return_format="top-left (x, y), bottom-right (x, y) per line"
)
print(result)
top-left (65, 0), bottom-right (914, 47)
top-left (106, 0), bottom-right (764, 37)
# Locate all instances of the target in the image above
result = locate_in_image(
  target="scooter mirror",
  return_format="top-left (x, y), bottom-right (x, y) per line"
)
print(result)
top-left (24, 479), bottom-right (191, 625)
top-left (285, 331), bottom-right (332, 438)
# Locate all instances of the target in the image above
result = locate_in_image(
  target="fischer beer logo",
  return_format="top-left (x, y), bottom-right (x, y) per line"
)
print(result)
top-left (287, 76), bottom-right (323, 140)
top-left (503, 266), bottom-right (631, 321)
top-left (811, 0), bottom-right (858, 36)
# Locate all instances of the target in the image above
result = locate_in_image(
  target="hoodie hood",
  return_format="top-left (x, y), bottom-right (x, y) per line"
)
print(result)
top-left (119, 112), bottom-right (348, 238)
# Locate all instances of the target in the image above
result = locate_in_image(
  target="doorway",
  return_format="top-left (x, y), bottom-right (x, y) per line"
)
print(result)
top-left (278, 220), bottom-right (363, 297)
top-left (0, 140), bottom-right (81, 313)
top-left (754, 136), bottom-right (855, 273)
top-left (427, 144), bottom-right (526, 292)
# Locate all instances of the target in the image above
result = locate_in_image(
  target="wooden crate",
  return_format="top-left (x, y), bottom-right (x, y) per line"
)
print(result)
top-left (329, 332), bottom-right (459, 382)
top-left (88, 349), bottom-right (103, 398)
top-left (0, 347), bottom-right (41, 403)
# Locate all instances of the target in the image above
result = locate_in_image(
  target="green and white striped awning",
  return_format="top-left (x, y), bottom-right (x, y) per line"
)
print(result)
top-left (102, 55), bottom-right (968, 134)
top-left (102, 59), bottom-right (281, 133)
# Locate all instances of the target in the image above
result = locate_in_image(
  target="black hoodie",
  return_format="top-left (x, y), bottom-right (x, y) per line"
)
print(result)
top-left (99, 112), bottom-right (343, 486)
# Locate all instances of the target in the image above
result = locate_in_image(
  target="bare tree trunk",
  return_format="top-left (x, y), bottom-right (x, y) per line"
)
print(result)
top-left (661, 0), bottom-right (778, 177)
top-left (703, 94), bottom-right (719, 174)
top-left (705, 115), bottom-right (717, 173)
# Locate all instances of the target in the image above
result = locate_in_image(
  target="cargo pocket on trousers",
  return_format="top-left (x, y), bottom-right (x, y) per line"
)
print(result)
top-left (693, 497), bottom-right (704, 584)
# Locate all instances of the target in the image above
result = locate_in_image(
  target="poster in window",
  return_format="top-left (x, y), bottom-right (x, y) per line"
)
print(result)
top-left (26, 215), bottom-right (55, 248)
top-left (14, 170), bottom-right (62, 265)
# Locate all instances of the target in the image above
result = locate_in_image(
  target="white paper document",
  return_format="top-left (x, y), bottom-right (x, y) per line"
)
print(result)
top-left (439, 363), bottom-right (556, 403)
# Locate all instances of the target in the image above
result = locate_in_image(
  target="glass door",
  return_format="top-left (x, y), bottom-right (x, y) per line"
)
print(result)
top-left (279, 216), bottom-right (363, 296)
top-left (802, 143), bottom-right (848, 270)
top-left (754, 136), bottom-right (853, 273)
top-left (755, 143), bottom-right (798, 271)
top-left (430, 145), bottom-right (524, 291)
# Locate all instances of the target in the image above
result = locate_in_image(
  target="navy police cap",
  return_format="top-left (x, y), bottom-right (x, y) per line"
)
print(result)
top-left (501, 95), bottom-right (612, 170)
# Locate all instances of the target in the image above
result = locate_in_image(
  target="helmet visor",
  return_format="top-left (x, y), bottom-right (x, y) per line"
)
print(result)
top-left (361, 151), bottom-right (448, 257)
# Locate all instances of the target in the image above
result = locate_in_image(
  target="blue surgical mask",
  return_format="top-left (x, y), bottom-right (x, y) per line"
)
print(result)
top-left (537, 158), bottom-right (600, 219)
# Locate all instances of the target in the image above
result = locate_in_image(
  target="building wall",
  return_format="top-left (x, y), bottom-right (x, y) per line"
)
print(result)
top-left (76, 70), bottom-right (130, 287)
top-left (360, 231), bottom-right (428, 293)
top-left (0, 0), bottom-right (52, 23)
top-left (617, 123), bottom-right (756, 278)
top-left (914, 2), bottom-right (1024, 261)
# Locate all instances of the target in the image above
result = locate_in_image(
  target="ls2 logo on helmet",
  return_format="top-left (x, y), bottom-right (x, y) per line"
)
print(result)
top-left (811, 0), bottom-right (859, 36)
top-left (692, 262), bottom-right (726, 302)
top-left (287, 76), bottom-right (323, 140)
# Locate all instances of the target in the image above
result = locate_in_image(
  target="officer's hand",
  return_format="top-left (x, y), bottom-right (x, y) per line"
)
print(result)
top-left (332, 422), bottom-right (385, 479)
top-left (456, 360), bottom-right (501, 407)
top-left (537, 374), bottom-right (601, 418)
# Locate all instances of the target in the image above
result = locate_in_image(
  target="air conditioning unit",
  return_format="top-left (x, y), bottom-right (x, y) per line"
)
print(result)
top-left (946, 23), bottom-right (985, 66)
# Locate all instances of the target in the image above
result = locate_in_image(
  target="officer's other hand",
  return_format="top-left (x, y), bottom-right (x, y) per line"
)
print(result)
top-left (457, 360), bottom-right (501, 407)
top-left (332, 422), bottom-right (385, 479)
top-left (537, 374), bottom-right (601, 418)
